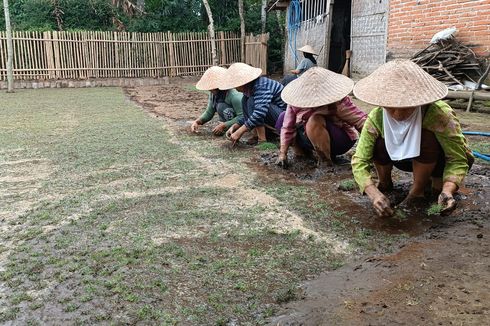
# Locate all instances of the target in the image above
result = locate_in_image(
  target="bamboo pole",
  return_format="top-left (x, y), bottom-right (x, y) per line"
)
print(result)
top-left (3, 0), bottom-right (14, 90)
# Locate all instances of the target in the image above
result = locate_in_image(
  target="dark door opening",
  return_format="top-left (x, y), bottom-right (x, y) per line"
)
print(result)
top-left (328, 0), bottom-right (352, 73)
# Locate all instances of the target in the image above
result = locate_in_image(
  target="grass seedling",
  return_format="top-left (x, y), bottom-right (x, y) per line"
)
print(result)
top-left (427, 204), bottom-right (444, 216)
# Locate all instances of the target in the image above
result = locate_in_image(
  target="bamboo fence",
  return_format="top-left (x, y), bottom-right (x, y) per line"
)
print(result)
top-left (0, 31), bottom-right (268, 80)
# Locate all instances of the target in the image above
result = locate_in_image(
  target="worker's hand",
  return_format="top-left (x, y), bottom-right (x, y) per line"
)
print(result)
top-left (275, 153), bottom-right (288, 169)
top-left (372, 193), bottom-right (394, 217)
top-left (438, 191), bottom-right (456, 213)
top-left (226, 123), bottom-right (240, 139)
top-left (365, 185), bottom-right (393, 217)
top-left (230, 130), bottom-right (243, 144)
top-left (191, 120), bottom-right (201, 133)
top-left (212, 122), bottom-right (227, 136)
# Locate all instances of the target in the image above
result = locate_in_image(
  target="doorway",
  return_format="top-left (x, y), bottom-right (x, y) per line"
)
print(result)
top-left (328, 0), bottom-right (352, 73)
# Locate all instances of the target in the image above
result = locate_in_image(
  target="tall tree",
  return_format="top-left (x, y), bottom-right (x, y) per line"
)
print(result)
top-left (136, 0), bottom-right (144, 12)
top-left (238, 0), bottom-right (245, 62)
top-left (202, 0), bottom-right (217, 65)
top-left (261, 0), bottom-right (267, 34)
top-left (52, 0), bottom-right (64, 31)
top-left (3, 0), bottom-right (13, 92)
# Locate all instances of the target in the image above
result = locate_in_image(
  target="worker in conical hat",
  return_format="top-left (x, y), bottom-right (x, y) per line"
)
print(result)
top-left (281, 44), bottom-right (318, 86)
top-left (352, 60), bottom-right (474, 217)
top-left (220, 62), bottom-right (286, 145)
top-left (276, 67), bottom-right (366, 169)
top-left (191, 66), bottom-right (243, 135)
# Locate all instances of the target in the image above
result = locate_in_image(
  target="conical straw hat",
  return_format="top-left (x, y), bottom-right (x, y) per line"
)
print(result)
top-left (353, 60), bottom-right (448, 108)
top-left (218, 62), bottom-right (263, 90)
top-left (196, 66), bottom-right (227, 91)
top-left (298, 45), bottom-right (318, 56)
top-left (281, 67), bottom-right (354, 108)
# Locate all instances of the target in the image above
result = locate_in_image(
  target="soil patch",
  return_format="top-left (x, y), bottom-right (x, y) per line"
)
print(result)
top-left (124, 83), bottom-right (490, 325)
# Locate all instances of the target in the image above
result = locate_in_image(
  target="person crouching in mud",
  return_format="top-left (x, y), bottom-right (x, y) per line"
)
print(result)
top-left (220, 63), bottom-right (286, 145)
top-left (275, 67), bottom-right (367, 169)
top-left (351, 60), bottom-right (474, 217)
top-left (191, 66), bottom-right (243, 136)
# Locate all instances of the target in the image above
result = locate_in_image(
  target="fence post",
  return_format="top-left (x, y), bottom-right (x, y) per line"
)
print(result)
top-left (220, 31), bottom-right (226, 66)
top-left (168, 31), bottom-right (175, 77)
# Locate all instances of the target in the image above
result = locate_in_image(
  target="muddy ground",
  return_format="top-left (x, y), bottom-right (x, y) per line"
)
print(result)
top-left (126, 80), bottom-right (490, 325)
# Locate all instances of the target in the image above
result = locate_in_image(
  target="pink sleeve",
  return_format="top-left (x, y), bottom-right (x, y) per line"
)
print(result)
top-left (336, 97), bottom-right (367, 132)
top-left (280, 106), bottom-right (297, 148)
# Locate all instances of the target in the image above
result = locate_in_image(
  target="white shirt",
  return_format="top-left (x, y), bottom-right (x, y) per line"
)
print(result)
top-left (382, 107), bottom-right (422, 161)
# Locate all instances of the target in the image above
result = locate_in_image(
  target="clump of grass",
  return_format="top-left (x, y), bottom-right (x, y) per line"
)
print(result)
top-left (275, 286), bottom-right (297, 304)
top-left (338, 179), bottom-right (356, 191)
top-left (256, 142), bottom-right (278, 151)
top-left (394, 209), bottom-right (407, 221)
top-left (427, 204), bottom-right (444, 216)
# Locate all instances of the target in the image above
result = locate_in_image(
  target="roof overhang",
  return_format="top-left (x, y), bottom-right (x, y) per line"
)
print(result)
top-left (267, 0), bottom-right (290, 12)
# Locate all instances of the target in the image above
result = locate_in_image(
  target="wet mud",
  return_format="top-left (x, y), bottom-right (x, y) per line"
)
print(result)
top-left (125, 84), bottom-right (490, 325)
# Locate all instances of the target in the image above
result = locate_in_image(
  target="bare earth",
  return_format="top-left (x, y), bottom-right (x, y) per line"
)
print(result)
top-left (125, 82), bottom-right (490, 326)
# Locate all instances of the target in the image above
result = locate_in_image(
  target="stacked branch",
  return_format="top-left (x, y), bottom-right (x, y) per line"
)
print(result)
top-left (411, 40), bottom-right (483, 85)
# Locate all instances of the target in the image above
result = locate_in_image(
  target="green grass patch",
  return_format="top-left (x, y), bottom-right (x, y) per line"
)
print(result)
top-left (427, 204), bottom-right (444, 216)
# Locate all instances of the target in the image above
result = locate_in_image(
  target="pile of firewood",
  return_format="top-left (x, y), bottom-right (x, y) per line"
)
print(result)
top-left (411, 40), bottom-right (483, 85)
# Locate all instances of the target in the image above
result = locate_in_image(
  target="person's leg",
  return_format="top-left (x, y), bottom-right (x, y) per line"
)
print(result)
top-left (280, 74), bottom-right (297, 86)
top-left (324, 120), bottom-right (357, 159)
top-left (409, 129), bottom-right (440, 198)
top-left (305, 114), bottom-right (332, 165)
top-left (216, 102), bottom-right (235, 123)
top-left (373, 137), bottom-right (395, 192)
top-left (256, 126), bottom-right (266, 142)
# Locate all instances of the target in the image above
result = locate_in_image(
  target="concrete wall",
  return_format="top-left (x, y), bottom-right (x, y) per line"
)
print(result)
top-left (351, 0), bottom-right (389, 77)
top-left (0, 77), bottom-right (169, 90)
top-left (388, 0), bottom-right (490, 59)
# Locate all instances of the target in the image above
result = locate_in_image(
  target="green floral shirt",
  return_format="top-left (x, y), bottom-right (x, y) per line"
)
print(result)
top-left (352, 101), bottom-right (473, 193)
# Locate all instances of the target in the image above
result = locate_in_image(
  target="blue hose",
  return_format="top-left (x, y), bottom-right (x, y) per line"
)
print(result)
top-left (287, 0), bottom-right (301, 65)
top-left (462, 131), bottom-right (490, 137)
top-left (463, 131), bottom-right (490, 161)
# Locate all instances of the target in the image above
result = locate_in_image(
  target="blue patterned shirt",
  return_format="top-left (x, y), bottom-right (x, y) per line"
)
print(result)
top-left (238, 77), bottom-right (286, 130)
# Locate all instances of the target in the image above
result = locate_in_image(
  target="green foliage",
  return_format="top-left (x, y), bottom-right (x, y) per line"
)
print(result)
top-left (0, 0), bottom-right (285, 73)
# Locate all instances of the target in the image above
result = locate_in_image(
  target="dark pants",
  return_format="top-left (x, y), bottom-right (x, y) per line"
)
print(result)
top-left (280, 74), bottom-right (298, 86)
top-left (243, 95), bottom-right (284, 135)
top-left (302, 120), bottom-right (356, 158)
top-left (216, 102), bottom-right (236, 123)
top-left (373, 129), bottom-right (446, 177)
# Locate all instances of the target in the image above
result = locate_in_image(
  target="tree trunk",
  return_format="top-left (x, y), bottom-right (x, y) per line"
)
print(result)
top-left (52, 0), bottom-right (64, 31)
top-left (276, 10), bottom-right (285, 39)
top-left (202, 0), bottom-right (218, 66)
top-left (238, 0), bottom-right (245, 62)
top-left (137, 0), bottom-right (144, 12)
top-left (261, 0), bottom-right (267, 34)
top-left (3, 0), bottom-right (14, 92)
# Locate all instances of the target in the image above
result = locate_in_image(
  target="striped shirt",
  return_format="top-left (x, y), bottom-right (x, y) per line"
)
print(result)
top-left (238, 77), bottom-right (286, 130)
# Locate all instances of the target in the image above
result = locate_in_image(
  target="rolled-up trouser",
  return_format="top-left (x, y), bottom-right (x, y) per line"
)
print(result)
top-left (373, 129), bottom-right (474, 177)
top-left (243, 95), bottom-right (283, 136)
top-left (216, 102), bottom-right (236, 124)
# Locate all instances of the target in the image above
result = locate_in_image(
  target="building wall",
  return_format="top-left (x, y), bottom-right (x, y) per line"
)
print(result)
top-left (351, 0), bottom-right (389, 77)
top-left (388, 0), bottom-right (490, 59)
top-left (284, 21), bottom-right (329, 71)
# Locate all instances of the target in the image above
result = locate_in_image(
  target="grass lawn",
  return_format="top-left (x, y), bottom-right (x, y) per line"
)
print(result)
top-left (0, 88), bottom-right (356, 325)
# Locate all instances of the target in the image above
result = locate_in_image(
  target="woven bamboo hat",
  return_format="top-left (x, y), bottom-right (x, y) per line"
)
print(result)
top-left (353, 60), bottom-right (448, 108)
top-left (281, 67), bottom-right (354, 108)
top-left (218, 62), bottom-right (263, 90)
top-left (298, 45), bottom-right (318, 56)
top-left (196, 66), bottom-right (228, 91)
